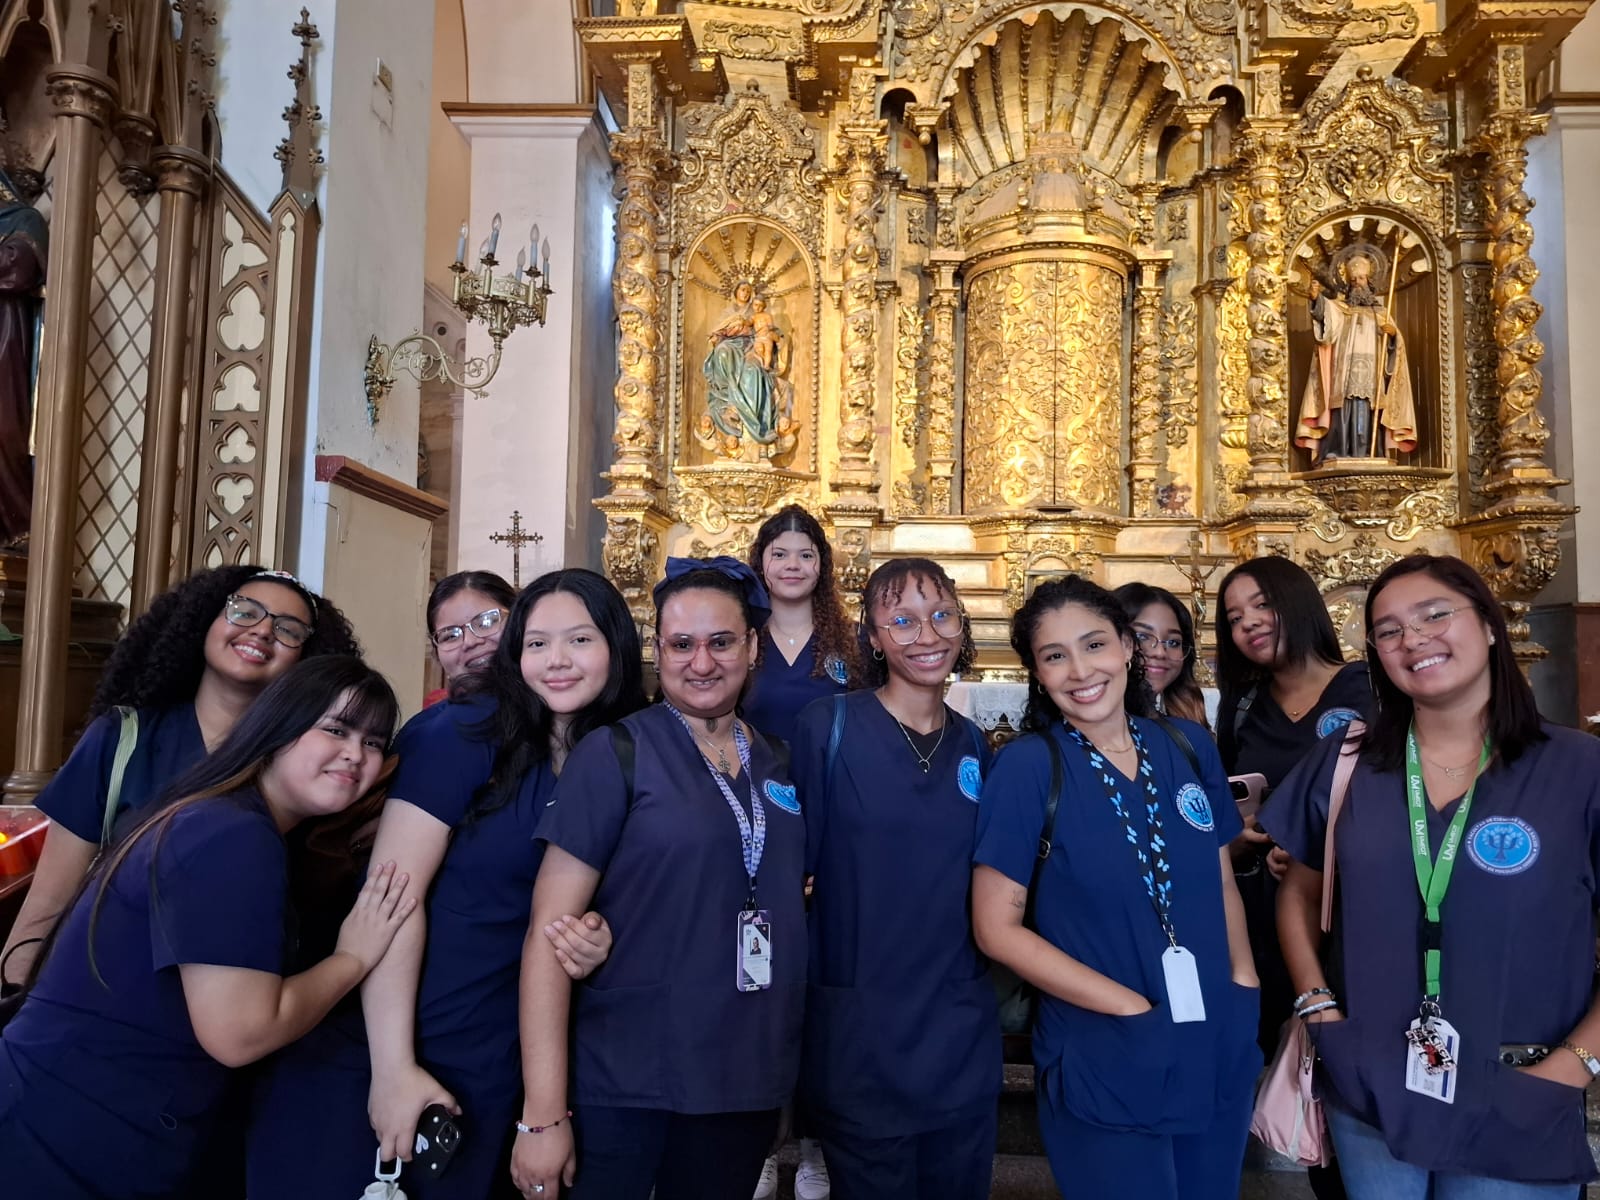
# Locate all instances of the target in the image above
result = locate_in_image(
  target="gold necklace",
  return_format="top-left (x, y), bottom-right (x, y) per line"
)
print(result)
top-left (893, 713), bottom-right (947, 773)
top-left (770, 622), bottom-right (811, 648)
top-left (1423, 752), bottom-right (1478, 779)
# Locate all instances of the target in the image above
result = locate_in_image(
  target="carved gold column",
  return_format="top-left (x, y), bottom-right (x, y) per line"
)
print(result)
top-left (6, 65), bottom-right (117, 804)
top-left (1128, 261), bottom-right (1166, 517)
top-left (599, 59), bottom-right (674, 623)
top-left (926, 267), bottom-right (959, 514)
top-left (607, 61), bottom-right (671, 504)
top-left (131, 148), bottom-right (210, 616)
top-left (832, 68), bottom-right (887, 505)
top-left (1457, 38), bottom-right (1572, 637)
top-left (1233, 115), bottom-right (1301, 515)
top-left (1477, 40), bottom-right (1563, 512)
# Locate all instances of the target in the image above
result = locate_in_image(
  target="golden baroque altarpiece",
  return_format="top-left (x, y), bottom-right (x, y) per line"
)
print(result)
top-left (580, 0), bottom-right (1589, 666)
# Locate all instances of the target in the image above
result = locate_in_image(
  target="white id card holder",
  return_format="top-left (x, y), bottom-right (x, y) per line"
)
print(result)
top-left (737, 909), bottom-right (773, 992)
top-left (1403, 1016), bottom-right (1460, 1104)
top-left (1161, 945), bottom-right (1207, 1023)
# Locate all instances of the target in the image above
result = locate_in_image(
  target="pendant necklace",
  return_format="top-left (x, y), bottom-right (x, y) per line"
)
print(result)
top-left (1424, 753), bottom-right (1477, 780)
top-left (892, 712), bottom-right (947, 773)
top-left (692, 718), bottom-right (736, 773)
top-left (771, 623), bottom-right (811, 648)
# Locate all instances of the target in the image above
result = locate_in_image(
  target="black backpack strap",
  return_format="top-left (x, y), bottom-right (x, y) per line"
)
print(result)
top-left (609, 723), bottom-right (637, 808)
top-left (824, 693), bottom-right (847, 781)
top-left (963, 712), bottom-right (985, 762)
top-left (1152, 713), bottom-right (1203, 780)
top-left (1232, 684), bottom-right (1257, 740)
top-left (1024, 733), bottom-right (1066, 928)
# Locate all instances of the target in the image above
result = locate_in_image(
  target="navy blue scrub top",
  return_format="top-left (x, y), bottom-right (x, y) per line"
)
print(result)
top-left (2, 795), bottom-right (286, 1183)
top-left (793, 691), bottom-right (1000, 1137)
top-left (742, 631), bottom-right (849, 745)
top-left (539, 703), bottom-right (806, 1115)
top-left (36, 703), bottom-right (207, 843)
top-left (1260, 724), bottom-right (1600, 1185)
top-left (975, 718), bottom-right (1259, 1134)
top-left (388, 697), bottom-right (553, 1056)
top-left (1217, 661), bottom-right (1371, 784)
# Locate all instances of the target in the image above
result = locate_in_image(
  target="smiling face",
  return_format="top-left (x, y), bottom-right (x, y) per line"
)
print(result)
top-left (521, 590), bottom-right (612, 720)
top-left (431, 587), bottom-right (506, 682)
top-left (258, 690), bottom-right (388, 827)
top-left (202, 579), bottom-right (312, 692)
top-left (1223, 574), bottom-right (1280, 670)
top-left (867, 573), bottom-right (963, 689)
top-left (656, 588), bottom-right (757, 720)
top-left (1368, 571), bottom-right (1493, 710)
top-left (761, 530), bottom-right (822, 606)
top-left (1132, 599), bottom-right (1186, 697)
top-left (1030, 602), bottom-right (1133, 730)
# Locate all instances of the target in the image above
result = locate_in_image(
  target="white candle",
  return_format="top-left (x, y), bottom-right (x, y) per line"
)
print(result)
top-left (516, 248), bottom-right (527, 277)
top-left (455, 220), bottom-right (467, 262)
top-left (487, 212), bottom-right (502, 257)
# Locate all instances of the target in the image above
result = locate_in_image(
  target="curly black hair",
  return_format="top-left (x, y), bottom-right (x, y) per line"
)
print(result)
top-left (87, 565), bottom-right (362, 720)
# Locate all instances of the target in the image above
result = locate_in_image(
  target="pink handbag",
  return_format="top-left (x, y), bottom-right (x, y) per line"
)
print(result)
top-left (1248, 722), bottom-right (1364, 1166)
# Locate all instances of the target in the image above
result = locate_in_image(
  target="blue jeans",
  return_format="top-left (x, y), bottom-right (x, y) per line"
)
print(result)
top-left (1326, 1104), bottom-right (1579, 1199)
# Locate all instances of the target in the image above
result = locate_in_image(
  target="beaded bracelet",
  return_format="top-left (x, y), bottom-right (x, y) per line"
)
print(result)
top-left (1297, 1000), bottom-right (1339, 1020)
top-left (1292, 987), bottom-right (1334, 1012)
top-left (515, 1111), bottom-right (573, 1135)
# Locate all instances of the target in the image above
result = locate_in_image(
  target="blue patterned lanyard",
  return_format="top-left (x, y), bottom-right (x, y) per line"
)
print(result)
top-left (1067, 721), bottom-right (1179, 948)
top-left (665, 703), bottom-right (765, 906)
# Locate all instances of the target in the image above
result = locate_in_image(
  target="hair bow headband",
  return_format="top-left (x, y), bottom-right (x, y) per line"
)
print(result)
top-left (249, 569), bottom-right (319, 618)
top-left (655, 556), bottom-right (771, 626)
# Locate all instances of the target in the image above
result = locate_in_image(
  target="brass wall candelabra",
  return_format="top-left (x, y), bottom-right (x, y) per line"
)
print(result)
top-left (364, 213), bottom-right (553, 423)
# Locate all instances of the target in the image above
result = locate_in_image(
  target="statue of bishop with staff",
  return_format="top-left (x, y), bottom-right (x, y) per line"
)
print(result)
top-left (1294, 243), bottom-right (1419, 462)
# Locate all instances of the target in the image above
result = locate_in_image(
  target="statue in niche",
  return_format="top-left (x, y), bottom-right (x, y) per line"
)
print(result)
top-left (697, 280), bottom-right (797, 462)
top-left (1295, 245), bottom-right (1418, 463)
top-left (0, 163), bottom-right (47, 547)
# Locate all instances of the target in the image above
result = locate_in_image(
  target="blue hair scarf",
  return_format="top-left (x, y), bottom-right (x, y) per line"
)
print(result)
top-left (655, 556), bottom-right (771, 627)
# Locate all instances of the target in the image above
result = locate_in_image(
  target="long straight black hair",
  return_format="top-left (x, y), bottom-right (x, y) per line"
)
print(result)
top-left (1212, 556), bottom-right (1345, 708)
top-left (1360, 554), bottom-right (1545, 771)
top-left (1115, 581), bottom-right (1207, 727)
top-left (463, 568), bottom-right (646, 816)
top-left (41, 656), bottom-right (398, 990)
top-left (1012, 575), bottom-right (1155, 733)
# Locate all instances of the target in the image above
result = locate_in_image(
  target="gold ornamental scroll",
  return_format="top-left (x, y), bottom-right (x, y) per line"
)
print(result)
top-left (963, 252), bottom-right (1125, 515)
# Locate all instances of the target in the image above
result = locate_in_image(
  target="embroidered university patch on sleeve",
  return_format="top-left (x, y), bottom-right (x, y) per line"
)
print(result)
top-left (763, 779), bottom-right (801, 815)
top-left (1317, 708), bottom-right (1362, 739)
top-left (957, 755), bottom-right (982, 802)
top-left (1176, 782), bottom-right (1214, 832)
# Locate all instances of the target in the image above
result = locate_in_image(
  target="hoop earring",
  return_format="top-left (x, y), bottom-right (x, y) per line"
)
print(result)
top-left (872, 647), bottom-right (884, 661)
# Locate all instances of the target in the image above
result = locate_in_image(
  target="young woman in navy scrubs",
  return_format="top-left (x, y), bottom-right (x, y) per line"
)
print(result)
top-left (0, 656), bottom-right (414, 1200)
top-left (792, 557), bottom-right (999, 1200)
top-left (1115, 582), bottom-right (1208, 726)
top-left (743, 505), bottom-right (860, 744)
top-left (972, 575), bottom-right (1260, 1200)
top-left (1215, 554), bottom-right (1371, 1165)
top-left (1, 565), bottom-right (358, 991)
top-left (514, 559), bottom-right (805, 1200)
top-left (1264, 555), bottom-right (1600, 1198)
top-left (423, 569), bottom-right (516, 707)
top-left (250, 569), bottom-right (640, 1199)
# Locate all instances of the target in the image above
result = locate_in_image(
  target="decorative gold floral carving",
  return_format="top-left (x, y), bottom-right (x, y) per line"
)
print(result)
top-left (677, 84), bottom-right (824, 256)
top-left (675, 464), bottom-right (814, 526)
top-left (1302, 532), bottom-right (1400, 591)
top-left (1129, 268), bottom-right (1165, 516)
top-left (599, 506), bottom-right (664, 624)
top-left (833, 70), bottom-right (888, 501)
top-left (963, 259), bottom-right (1124, 514)
top-left (926, 279), bottom-right (959, 514)
top-left (1386, 486), bottom-right (1457, 541)
top-left (1161, 298), bottom-right (1199, 450)
top-left (1218, 245), bottom-right (1252, 454)
top-left (1466, 523), bottom-right (1564, 599)
top-left (699, 19), bottom-right (806, 62)
top-left (1284, 70), bottom-right (1449, 247)
top-left (1461, 263), bottom-right (1498, 509)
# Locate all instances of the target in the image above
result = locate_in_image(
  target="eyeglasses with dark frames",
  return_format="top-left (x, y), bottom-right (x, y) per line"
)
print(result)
top-left (223, 594), bottom-right (313, 649)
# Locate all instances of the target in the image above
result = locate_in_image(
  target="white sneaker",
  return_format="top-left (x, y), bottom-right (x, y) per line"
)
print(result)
top-left (795, 1139), bottom-right (831, 1200)
top-left (752, 1154), bottom-right (779, 1200)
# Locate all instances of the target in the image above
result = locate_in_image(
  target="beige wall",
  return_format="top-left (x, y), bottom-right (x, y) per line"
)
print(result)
top-left (427, 0), bottom-right (472, 295)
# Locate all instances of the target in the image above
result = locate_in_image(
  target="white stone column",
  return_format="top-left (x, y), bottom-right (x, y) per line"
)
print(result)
top-left (450, 110), bottom-right (616, 581)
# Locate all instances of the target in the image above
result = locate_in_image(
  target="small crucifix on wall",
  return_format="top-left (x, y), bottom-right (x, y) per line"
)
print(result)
top-left (489, 510), bottom-right (543, 587)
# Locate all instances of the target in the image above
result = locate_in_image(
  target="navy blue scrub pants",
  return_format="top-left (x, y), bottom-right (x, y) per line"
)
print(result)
top-left (818, 1108), bottom-right (997, 1200)
top-left (565, 1104), bottom-right (780, 1200)
top-left (1038, 1086), bottom-right (1253, 1200)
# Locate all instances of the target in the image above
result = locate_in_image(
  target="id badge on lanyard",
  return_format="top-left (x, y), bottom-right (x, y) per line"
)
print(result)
top-left (1070, 723), bottom-right (1206, 1024)
top-left (1401, 727), bottom-right (1489, 1103)
top-left (666, 705), bottom-right (774, 993)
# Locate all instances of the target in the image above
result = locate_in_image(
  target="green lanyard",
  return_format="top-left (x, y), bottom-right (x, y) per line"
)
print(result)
top-left (1404, 726), bottom-right (1491, 1009)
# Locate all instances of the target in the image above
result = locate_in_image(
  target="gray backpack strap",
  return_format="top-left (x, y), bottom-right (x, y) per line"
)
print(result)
top-left (101, 706), bottom-right (140, 848)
